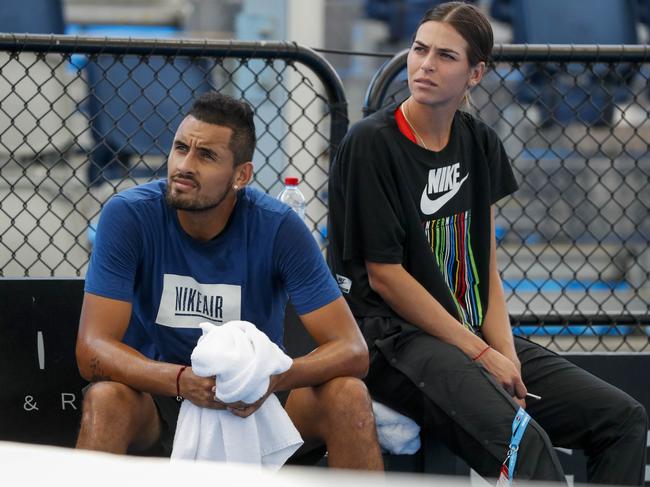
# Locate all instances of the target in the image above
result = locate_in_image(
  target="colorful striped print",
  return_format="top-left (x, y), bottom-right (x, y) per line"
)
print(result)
top-left (424, 210), bottom-right (483, 330)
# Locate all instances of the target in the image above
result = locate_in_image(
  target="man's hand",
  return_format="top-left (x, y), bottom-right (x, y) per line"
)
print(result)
top-left (222, 374), bottom-right (283, 418)
top-left (476, 347), bottom-right (527, 406)
top-left (181, 370), bottom-right (283, 417)
top-left (178, 369), bottom-right (222, 408)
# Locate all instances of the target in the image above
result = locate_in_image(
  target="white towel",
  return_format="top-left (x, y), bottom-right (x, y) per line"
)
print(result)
top-left (372, 401), bottom-right (421, 455)
top-left (171, 321), bottom-right (303, 468)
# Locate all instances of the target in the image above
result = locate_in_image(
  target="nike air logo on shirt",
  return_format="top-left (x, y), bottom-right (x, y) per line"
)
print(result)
top-left (155, 274), bottom-right (241, 328)
top-left (420, 162), bottom-right (468, 215)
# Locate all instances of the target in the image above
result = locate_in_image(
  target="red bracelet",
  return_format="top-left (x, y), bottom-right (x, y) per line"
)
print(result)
top-left (176, 365), bottom-right (188, 402)
top-left (472, 345), bottom-right (491, 361)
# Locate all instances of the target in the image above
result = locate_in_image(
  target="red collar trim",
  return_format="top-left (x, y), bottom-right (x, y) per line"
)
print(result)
top-left (394, 104), bottom-right (418, 144)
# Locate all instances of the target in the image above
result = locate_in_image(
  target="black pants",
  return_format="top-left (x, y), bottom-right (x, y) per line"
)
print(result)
top-left (360, 317), bottom-right (647, 485)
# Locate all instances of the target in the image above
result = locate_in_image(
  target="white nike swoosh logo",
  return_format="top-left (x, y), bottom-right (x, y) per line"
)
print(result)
top-left (420, 173), bottom-right (469, 215)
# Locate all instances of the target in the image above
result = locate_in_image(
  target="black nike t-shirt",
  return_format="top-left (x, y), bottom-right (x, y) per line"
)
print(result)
top-left (327, 103), bottom-right (518, 331)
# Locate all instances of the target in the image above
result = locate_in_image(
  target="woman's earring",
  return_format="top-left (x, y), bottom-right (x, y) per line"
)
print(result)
top-left (233, 184), bottom-right (239, 191)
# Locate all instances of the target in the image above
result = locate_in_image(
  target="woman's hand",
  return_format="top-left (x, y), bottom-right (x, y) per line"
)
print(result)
top-left (477, 347), bottom-right (527, 406)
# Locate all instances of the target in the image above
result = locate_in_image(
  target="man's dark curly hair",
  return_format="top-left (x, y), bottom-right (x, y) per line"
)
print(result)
top-left (188, 91), bottom-right (256, 166)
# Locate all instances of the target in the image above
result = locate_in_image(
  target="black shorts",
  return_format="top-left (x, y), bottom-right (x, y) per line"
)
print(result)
top-left (151, 391), bottom-right (326, 465)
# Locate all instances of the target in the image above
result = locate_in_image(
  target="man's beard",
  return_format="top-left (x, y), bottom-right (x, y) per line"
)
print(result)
top-left (165, 176), bottom-right (234, 212)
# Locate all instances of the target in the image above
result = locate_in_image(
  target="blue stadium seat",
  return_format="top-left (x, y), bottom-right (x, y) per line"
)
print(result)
top-left (84, 47), bottom-right (212, 185)
top-left (364, 0), bottom-right (477, 43)
top-left (638, 0), bottom-right (650, 24)
top-left (71, 24), bottom-right (213, 185)
top-left (489, 0), bottom-right (512, 24)
top-left (511, 0), bottom-right (638, 44)
top-left (0, 0), bottom-right (64, 34)
top-left (509, 0), bottom-right (639, 126)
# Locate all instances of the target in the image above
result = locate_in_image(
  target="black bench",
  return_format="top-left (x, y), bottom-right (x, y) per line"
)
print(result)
top-left (1, 278), bottom-right (648, 481)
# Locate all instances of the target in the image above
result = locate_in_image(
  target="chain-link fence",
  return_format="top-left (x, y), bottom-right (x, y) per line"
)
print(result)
top-left (365, 44), bottom-right (650, 352)
top-left (2, 37), bottom-right (649, 352)
top-left (0, 34), bottom-right (347, 278)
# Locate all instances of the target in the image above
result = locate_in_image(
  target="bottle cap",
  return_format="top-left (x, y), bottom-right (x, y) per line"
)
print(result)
top-left (284, 177), bottom-right (299, 186)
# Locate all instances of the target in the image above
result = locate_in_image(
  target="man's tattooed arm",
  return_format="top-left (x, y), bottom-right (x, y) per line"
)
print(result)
top-left (89, 356), bottom-right (111, 382)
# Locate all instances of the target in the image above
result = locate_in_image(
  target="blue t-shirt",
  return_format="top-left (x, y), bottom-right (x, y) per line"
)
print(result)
top-left (85, 179), bottom-right (340, 365)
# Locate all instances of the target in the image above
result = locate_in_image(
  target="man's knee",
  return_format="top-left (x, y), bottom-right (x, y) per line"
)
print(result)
top-left (317, 377), bottom-right (375, 433)
top-left (77, 382), bottom-right (160, 453)
top-left (80, 381), bottom-right (139, 424)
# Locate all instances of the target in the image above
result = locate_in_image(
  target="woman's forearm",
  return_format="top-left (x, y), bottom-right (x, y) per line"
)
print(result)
top-left (366, 261), bottom-right (487, 357)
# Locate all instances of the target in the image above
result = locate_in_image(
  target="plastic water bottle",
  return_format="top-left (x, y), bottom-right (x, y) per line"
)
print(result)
top-left (277, 176), bottom-right (306, 221)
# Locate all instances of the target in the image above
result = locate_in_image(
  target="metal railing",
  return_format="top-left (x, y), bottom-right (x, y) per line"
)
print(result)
top-left (364, 45), bottom-right (650, 352)
top-left (0, 33), bottom-right (348, 278)
top-left (1, 37), bottom-right (649, 351)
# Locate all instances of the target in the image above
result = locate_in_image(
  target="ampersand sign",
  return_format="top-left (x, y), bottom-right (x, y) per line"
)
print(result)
top-left (23, 395), bottom-right (39, 411)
